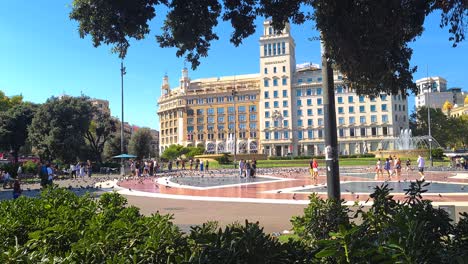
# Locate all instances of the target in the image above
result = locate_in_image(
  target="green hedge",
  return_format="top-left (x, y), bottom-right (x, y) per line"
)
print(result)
top-left (268, 153), bottom-right (374, 160)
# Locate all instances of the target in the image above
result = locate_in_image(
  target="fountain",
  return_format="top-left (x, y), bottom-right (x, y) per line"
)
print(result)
top-left (376, 129), bottom-right (441, 158)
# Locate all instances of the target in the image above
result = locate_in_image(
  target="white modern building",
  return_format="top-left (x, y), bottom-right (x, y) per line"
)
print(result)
top-left (415, 77), bottom-right (466, 109)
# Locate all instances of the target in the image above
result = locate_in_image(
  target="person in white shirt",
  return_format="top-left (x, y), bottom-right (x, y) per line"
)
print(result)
top-left (47, 164), bottom-right (54, 185)
top-left (417, 155), bottom-right (425, 180)
top-left (70, 164), bottom-right (76, 179)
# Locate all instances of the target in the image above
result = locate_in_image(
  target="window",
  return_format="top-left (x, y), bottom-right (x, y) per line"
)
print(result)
top-left (249, 105), bottom-right (257, 112)
top-left (382, 115), bottom-right (388, 123)
top-left (306, 89), bottom-right (312, 96)
top-left (307, 109), bottom-right (313, 116)
top-left (273, 67), bottom-right (277, 73)
top-left (372, 127), bottom-right (377, 136)
top-left (228, 115), bottom-right (235, 122)
top-left (273, 101), bottom-right (279, 108)
top-left (274, 131), bottom-right (279, 140)
top-left (263, 45), bottom-right (267, 56)
top-left (338, 107), bottom-right (344, 114)
top-left (265, 121), bottom-right (270, 128)
top-left (298, 78), bottom-right (303, 84)
top-left (264, 91), bottom-right (269, 98)
top-left (307, 119), bottom-right (313, 126)
top-left (284, 131), bottom-right (289, 139)
top-left (318, 118), bottom-right (323, 126)
top-left (227, 96), bottom-right (234, 102)
top-left (337, 86), bottom-right (344, 93)
top-left (297, 99), bottom-right (302, 106)
top-left (196, 109), bottom-right (204, 115)
top-left (360, 116), bottom-right (366, 124)
top-left (359, 105), bottom-right (365, 113)
top-left (273, 43), bottom-right (276, 55)
top-left (250, 114), bottom-right (257, 121)
top-left (264, 79), bottom-right (269, 87)
top-left (207, 98), bottom-right (214, 103)
top-left (360, 127), bottom-right (366, 136)
top-left (348, 106), bottom-right (355, 113)
top-left (371, 115), bottom-right (377, 123)
top-left (298, 131), bottom-right (303, 140)
top-left (350, 128), bottom-right (355, 137)
top-left (217, 107), bottom-right (225, 114)
top-left (370, 105), bottom-right (376, 112)
top-left (339, 128), bottom-right (344, 137)
top-left (282, 42), bottom-right (286, 54)
top-left (337, 97), bottom-right (343, 104)
top-left (264, 102), bottom-right (270, 108)
top-left (318, 77), bottom-right (322, 82)
top-left (297, 110), bottom-right (303, 116)
top-left (318, 108), bottom-right (323, 115)
top-left (349, 117), bottom-right (355, 124)
top-left (380, 94), bottom-right (387, 101)
top-left (283, 100), bottom-right (288, 107)
top-left (283, 110), bottom-right (288, 117)
top-left (282, 78), bottom-right (287, 85)
top-left (273, 79), bottom-right (278, 86)
top-left (298, 120), bottom-right (303, 126)
top-left (228, 106), bottom-right (234, 113)
top-left (317, 98), bottom-right (322, 105)
top-left (318, 129), bottom-right (323, 138)
top-left (308, 130), bottom-right (314, 139)
top-left (307, 78), bottom-right (313, 83)
top-left (265, 111), bottom-right (270, 118)
top-left (283, 120), bottom-right (289, 127)
top-left (265, 132), bottom-right (270, 139)
top-left (264, 67), bottom-right (268, 74)
top-left (370, 96), bottom-right (376, 102)
top-left (217, 116), bottom-right (225, 123)
top-left (359, 96), bottom-right (365, 103)
top-left (282, 90), bottom-right (287, 97)
top-left (238, 106), bottom-right (246, 113)
top-left (307, 99), bottom-right (312, 106)
top-left (282, 65), bottom-right (286, 72)
top-left (381, 104), bottom-right (387, 111)
top-left (249, 123), bottom-right (257, 129)
top-left (383, 127), bottom-right (388, 136)
top-left (208, 117), bottom-right (215, 123)
top-left (187, 118), bottom-right (194, 125)
top-left (273, 91), bottom-right (278, 98)
top-left (317, 88), bottom-right (322, 95)
top-left (338, 117), bottom-right (345, 125)
top-left (346, 96), bottom-right (353, 103)
top-left (296, 89), bottom-right (302, 96)
top-left (273, 120), bottom-right (279, 127)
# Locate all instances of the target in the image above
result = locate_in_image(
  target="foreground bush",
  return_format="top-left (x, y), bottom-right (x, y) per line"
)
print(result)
top-left (1, 182), bottom-right (467, 263)
top-left (292, 180), bottom-right (468, 263)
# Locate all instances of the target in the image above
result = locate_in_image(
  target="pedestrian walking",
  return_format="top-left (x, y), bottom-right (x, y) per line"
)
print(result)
top-left (417, 155), bottom-right (425, 180)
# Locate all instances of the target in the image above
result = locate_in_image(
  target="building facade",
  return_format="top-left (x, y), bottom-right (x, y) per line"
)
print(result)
top-left (415, 77), bottom-right (466, 109)
top-left (157, 21), bottom-right (409, 156)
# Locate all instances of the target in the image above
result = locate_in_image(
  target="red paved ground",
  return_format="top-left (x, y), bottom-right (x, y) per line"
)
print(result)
top-left (117, 169), bottom-right (468, 203)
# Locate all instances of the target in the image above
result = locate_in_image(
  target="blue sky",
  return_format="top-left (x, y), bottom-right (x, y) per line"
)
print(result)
top-left (1, 1), bottom-right (466, 130)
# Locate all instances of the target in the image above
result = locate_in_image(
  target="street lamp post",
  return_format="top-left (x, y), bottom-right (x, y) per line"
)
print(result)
top-left (232, 82), bottom-right (237, 168)
top-left (321, 34), bottom-right (340, 200)
top-left (120, 61), bottom-right (126, 175)
top-left (427, 82), bottom-right (433, 167)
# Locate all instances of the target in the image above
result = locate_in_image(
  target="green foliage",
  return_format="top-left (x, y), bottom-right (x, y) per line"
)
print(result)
top-left (84, 109), bottom-right (117, 163)
top-left (292, 181), bottom-right (468, 263)
top-left (0, 90), bottom-right (23, 111)
top-left (0, 103), bottom-right (36, 163)
top-left (432, 148), bottom-right (445, 160)
top-left (215, 153), bottom-right (231, 164)
top-left (21, 160), bottom-right (38, 174)
top-left (185, 146), bottom-right (204, 158)
top-left (128, 127), bottom-right (154, 159)
top-left (69, 1), bottom-right (465, 95)
top-left (161, 145), bottom-right (205, 160)
top-left (28, 96), bottom-right (94, 163)
top-left (0, 163), bottom-right (19, 177)
top-left (103, 131), bottom-right (130, 159)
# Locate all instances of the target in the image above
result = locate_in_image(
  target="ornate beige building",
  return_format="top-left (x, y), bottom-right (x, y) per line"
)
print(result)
top-left (157, 21), bottom-right (409, 156)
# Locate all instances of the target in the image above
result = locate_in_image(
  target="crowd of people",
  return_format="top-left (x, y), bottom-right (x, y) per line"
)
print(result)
top-left (375, 155), bottom-right (426, 181)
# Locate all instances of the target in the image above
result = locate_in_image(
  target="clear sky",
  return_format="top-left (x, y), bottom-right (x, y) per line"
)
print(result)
top-left (1, 1), bottom-right (466, 130)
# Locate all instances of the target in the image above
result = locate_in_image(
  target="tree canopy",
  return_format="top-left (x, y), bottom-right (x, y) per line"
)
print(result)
top-left (128, 127), bottom-right (154, 159)
top-left (28, 96), bottom-right (94, 163)
top-left (0, 103), bottom-right (36, 163)
top-left (70, 0), bottom-right (466, 96)
top-left (84, 109), bottom-right (117, 163)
